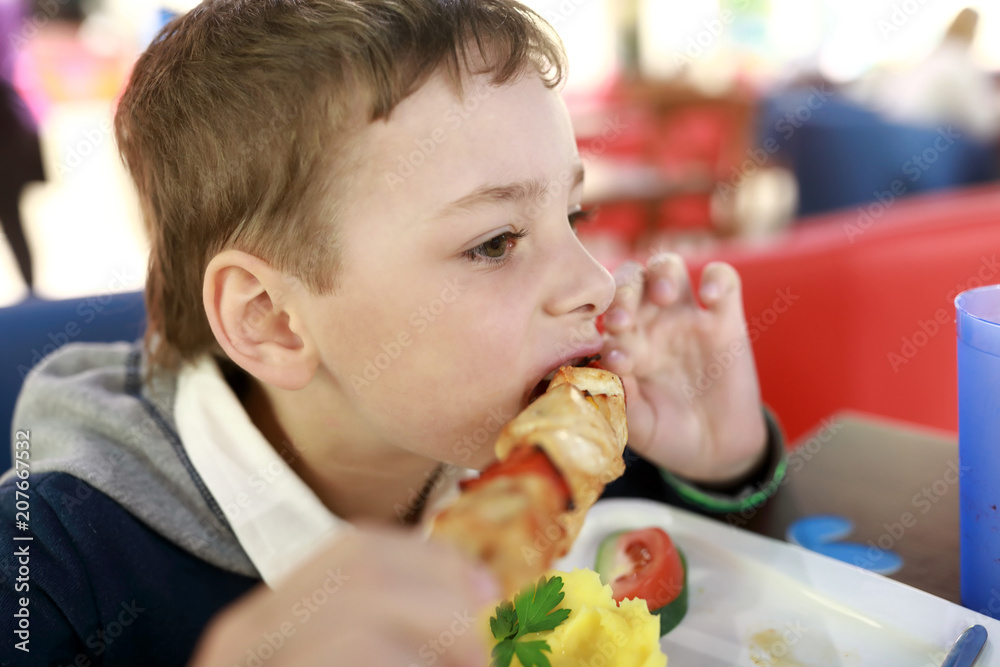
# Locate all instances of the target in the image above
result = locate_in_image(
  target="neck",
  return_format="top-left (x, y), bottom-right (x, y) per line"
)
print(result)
top-left (242, 376), bottom-right (442, 525)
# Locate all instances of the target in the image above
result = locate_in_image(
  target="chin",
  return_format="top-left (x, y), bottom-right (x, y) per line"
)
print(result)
top-left (435, 430), bottom-right (503, 471)
top-left (468, 452), bottom-right (501, 472)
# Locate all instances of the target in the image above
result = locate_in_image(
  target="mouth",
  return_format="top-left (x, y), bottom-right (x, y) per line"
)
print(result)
top-left (527, 353), bottom-right (603, 404)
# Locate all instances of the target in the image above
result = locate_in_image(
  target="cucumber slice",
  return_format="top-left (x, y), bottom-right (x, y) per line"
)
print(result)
top-left (594, 530), bottom-right (627, 584)
top-left (652, 549), bottom-right (687, 636)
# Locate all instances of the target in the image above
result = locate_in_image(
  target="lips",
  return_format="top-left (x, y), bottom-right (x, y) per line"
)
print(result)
top-left (526, 343), bottom-right (604, 405)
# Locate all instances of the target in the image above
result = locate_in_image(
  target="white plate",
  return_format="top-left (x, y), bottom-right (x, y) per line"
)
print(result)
top-left (555, 498), bottom-right (1000, 666)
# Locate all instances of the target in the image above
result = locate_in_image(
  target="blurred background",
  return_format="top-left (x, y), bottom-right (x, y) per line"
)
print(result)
top-left (3, 0), bottom-right (1000, 440)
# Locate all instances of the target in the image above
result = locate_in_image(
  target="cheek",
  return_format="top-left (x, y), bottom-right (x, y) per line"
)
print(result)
top-left (368, 293), bottom-right (531, 460)
top-left (323, 306), bottom-right (409, 368)
top-left (431, 286), bottom-right (533, 379)
top-left (363, 369), bottom-right (516, 469)
top-left (313, 270), bottom-right (537, 463)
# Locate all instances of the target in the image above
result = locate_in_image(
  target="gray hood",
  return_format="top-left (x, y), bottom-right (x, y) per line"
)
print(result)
top-left (2, 341), bottom-right (257, 578)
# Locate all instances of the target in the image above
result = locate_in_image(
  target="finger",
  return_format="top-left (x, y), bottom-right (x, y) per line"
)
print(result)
top-left (281, 529), bottom-right (499, 640)
top-left (442, 615), bottom-right (495, 667)
top-left (296, 561), bottom-right (491, 664)
top-left (354, 588), bottom-right (491, 664)
top-left (605, 261), bottom-right (645, 333)
top-left (600, 344), bottom-right (635, 376)
top-left (334, 525), bottom-right (499, 605)
top-left (698, 262), bottom-right (744, 318)
top-left (645, 252), bottom-right (694, 308)
top-left (394, 537), bottom-right (501, 608)
top-left (287, 627), bottom-right (417, 667)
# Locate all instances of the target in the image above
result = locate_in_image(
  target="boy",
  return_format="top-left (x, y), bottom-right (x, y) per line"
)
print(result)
top-left (0, 1), bottom-right (784, 665)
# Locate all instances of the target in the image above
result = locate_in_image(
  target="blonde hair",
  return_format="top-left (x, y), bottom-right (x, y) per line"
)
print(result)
top-left (114, 0), bottom-right (566, 372)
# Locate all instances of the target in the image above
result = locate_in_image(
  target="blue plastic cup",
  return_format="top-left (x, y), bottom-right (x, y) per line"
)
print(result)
top-left (956, 284), bottom-right (1000, 618)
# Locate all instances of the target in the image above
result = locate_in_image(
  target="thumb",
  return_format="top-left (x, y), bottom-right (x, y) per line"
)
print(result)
top-left (619, 373), bottom-right (654, 456)
top-left (600, 346), bottom-right (635, 376)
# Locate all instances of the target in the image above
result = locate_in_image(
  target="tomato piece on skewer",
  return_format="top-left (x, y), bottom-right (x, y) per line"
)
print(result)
top-left (460, 445), bottom-right (572, 510)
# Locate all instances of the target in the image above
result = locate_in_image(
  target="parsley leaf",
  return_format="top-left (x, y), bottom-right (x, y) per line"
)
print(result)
top-left (490, 600), bottom-right (518, 641)
top-left (514, 576), bottom-right (571, 635)
top-left (489, 576), bottom-right (571, 667)
top-left (512, 640), bottom-right (553, 667)
top-left (491, 640), bottom-right (516, 667)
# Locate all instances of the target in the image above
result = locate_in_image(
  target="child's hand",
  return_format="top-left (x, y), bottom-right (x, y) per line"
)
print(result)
top-left (189, 526), bottom-right (499, 667)
top-left (601, 253), bottom-right (768, 484)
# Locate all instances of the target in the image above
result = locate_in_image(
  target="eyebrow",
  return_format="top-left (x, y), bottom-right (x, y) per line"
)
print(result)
top-left (435, 164), bottom-right (586, 218)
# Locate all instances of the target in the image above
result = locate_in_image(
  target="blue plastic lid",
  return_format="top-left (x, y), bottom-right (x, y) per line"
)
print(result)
top-left (956, 284), bottom-right (1000, 357)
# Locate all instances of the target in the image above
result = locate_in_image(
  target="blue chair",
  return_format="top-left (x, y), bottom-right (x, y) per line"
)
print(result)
top-left (757, 90), bottom-right (998, 217)
top-left (0, 291), bottom-right (147, 472)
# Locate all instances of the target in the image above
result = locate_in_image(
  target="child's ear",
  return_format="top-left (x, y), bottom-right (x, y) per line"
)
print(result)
top-left (203, 249), bottom-right (317, 390)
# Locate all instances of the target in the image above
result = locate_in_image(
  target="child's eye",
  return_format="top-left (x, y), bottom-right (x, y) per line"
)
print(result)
top-left (568, 207), bottom-right (596, 232)
top-left (463, 228), bottom-right (528, 266)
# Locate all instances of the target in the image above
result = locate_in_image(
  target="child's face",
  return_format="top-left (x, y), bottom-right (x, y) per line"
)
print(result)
top-left (300, 68), bottom-right (615, 470)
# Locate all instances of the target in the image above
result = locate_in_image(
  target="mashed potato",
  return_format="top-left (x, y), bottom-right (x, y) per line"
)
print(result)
top-left (486, 568), bottom-right (667, 667)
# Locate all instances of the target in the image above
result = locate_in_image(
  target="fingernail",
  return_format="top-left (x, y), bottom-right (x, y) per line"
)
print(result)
top-left (702, 281), bottom-right (721, 301)
top-left (654, 278), bottom-right (675, 301)
top-left (606, 308), bottom-right (629, 328)
top-left (605, 349), bottom-right (626, 367)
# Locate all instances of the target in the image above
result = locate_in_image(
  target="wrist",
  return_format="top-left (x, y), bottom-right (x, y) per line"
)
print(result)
top-left (657, 407), bottom-right (786, 514)
top-left (695, 421), bottom-right (770, 493)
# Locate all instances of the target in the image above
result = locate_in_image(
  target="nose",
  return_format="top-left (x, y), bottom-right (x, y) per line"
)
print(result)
top-left (542, 235), bottom-right (616, 318)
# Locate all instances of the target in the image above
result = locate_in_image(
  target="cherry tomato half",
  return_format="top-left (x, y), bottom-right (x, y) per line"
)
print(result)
top-left (597, 527), bottom-right (685, 610)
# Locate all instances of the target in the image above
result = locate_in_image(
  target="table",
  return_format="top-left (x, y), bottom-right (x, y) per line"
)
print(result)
top-left (732, 411), bottom-right (961, 604)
